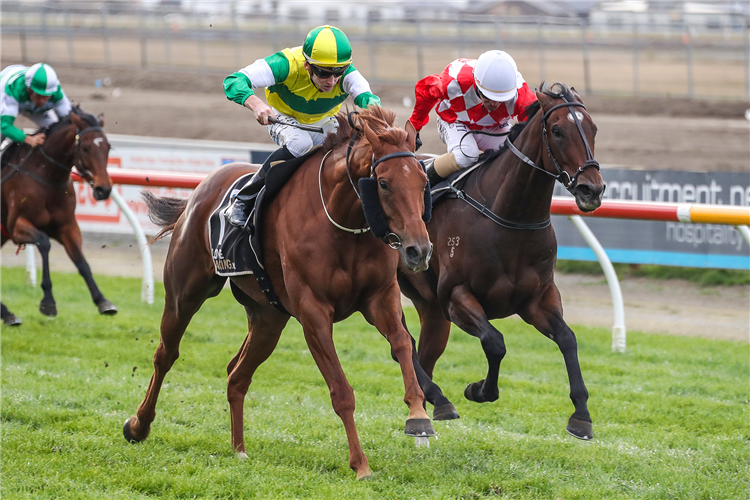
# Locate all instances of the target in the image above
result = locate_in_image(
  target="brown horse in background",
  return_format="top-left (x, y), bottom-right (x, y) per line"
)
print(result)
top-left (123, 107), bottom-right (434, 479)
top-left (399, 83), bottom-right (606, 440)
top-left (1, 106), bottom-right (117, 324)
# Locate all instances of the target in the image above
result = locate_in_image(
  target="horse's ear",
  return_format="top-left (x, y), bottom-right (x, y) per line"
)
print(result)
top-left (97, 113), bottom-right (105, 127)
top-left (404, 119), bottom-right (417, 152)
top-left (69, 111), bottom-right (85, 130)
top-left (362, 121), bottom-right (382, 155)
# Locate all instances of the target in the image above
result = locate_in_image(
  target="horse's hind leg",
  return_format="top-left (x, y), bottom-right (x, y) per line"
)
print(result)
top-left (124, 271), bottom-right (227, 443)
top-left (446, 286), bottom-right (507, 404)
top-left (11, 218), bottom-right (56, 316)
top-left (58, 223), bottom-right (116, 315)
top-left (0, 239), bottom-right (21, 325)
top-left (520, 284), bottom-right (592, 440)
top-left (1, 302), bottom-right (22, 326)
top-left (226, 304), bottom-right (289, 458)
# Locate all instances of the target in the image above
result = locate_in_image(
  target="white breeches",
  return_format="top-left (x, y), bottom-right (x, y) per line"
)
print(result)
top-left (437, 118), bottom-right (512, 169)
top-left (267, 110), bottom-right (339, 158)
top-left (27, 110), bottom-right (61, 129)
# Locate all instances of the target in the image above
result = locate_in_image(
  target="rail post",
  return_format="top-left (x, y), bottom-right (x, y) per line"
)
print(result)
top-left (568, 215), bottom-right (627, 353)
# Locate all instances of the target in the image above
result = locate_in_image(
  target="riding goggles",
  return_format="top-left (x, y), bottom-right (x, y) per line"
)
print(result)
top-left (310, 64), bottom-right (350, 79)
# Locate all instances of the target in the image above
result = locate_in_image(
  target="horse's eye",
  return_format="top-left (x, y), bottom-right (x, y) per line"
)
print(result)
top-left (81, 145), bottom-right (89, 153)
top-left (551, 127), bottom-right (563, 139)
top-left (379, 180), bottom-right (389, 190)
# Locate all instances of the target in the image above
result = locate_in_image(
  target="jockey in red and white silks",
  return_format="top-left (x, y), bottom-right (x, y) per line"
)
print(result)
top-left (406, 51), bottom-right (537, 184)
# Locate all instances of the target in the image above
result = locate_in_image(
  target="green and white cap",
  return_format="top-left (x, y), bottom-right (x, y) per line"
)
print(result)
top-left (302, 25), bottom-right (352, 68)
top-left (24, 63), bottom-right (59, 96)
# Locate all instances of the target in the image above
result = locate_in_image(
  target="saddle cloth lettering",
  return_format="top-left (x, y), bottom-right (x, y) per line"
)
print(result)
top-left (208, 173), bottom-right (256, 276)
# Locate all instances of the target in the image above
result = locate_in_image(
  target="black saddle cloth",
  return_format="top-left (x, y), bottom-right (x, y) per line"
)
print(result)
top-left (208, 148), bottom-right (319, 313)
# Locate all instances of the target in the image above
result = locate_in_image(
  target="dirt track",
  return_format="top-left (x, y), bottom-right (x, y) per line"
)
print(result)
top-left (1, 62), bottom-right (748, 342)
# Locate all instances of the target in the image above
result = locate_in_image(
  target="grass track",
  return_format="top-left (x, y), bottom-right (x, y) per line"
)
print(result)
top-left (1, 267), bottom-right (748, 499)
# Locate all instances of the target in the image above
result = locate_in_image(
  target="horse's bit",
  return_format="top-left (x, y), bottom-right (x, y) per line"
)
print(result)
top-left (505, 92), bottom-right (600, 193)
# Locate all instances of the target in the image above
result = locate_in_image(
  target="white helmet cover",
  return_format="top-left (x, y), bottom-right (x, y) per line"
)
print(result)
top-left (473, 50), bottom-right (519, 102)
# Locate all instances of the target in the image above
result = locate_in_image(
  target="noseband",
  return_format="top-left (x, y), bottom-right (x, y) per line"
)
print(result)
top-left (505, 92), bottom-right (600, 194)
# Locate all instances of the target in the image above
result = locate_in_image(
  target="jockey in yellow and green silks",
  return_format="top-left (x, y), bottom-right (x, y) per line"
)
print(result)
top-left (222, 25), bottom-right (381, 230)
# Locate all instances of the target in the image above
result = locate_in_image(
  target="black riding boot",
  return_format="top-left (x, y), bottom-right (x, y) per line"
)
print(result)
top-left (225, 146), bottom-right (295, 229)
top-left (424, 161), bottom-right (446, 186)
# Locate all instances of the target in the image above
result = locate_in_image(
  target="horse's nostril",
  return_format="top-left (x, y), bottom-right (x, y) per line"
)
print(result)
top-left (576, 185), bottom-right (593, 199)
top-left (94, 187), bottom-right (112, 200)
top-left (406, 246), bottom-right (420, 263)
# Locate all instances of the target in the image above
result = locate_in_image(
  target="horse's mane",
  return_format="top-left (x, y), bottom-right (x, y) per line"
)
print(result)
top-left (477, 81), bottom-right (575, 165)
top-left (322, 107), bottom-right (407, 152)
top-left (43, 105), bottom-right (98, 135)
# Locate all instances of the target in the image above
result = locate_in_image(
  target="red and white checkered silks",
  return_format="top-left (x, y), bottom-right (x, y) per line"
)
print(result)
top-left (409, 58), bottom-right (536, 132)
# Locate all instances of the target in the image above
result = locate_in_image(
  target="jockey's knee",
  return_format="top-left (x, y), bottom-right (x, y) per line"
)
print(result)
top-left (450, 145), bottom-right (479, 169)
top-left (284, 134), bottom-right (314, 158)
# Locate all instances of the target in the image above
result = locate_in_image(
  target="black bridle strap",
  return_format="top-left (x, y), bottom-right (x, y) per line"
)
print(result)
top-left (450, 183), bottom-right (551, 230)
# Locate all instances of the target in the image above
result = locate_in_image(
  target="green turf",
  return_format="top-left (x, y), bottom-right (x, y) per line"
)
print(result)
top-left (2, 267), bottom-right (748, 499)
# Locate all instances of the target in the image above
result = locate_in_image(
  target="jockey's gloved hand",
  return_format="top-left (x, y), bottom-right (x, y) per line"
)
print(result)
top-left (415, 132), bottom-right (422, 152)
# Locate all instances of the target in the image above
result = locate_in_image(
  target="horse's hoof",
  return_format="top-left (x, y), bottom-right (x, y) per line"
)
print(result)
top-left (356, 468), bottom-right (373, 480)
top-left (404, 417), bottom-right (435, 437)
top-left (566, 417), bottom-right (594, 440)
top-left (39, 302), bottom-right (57, 317)
top-left (433, 402), bottom-right (460, 421)
top-left (236, 452), bottom-right (248, 460)
top-left (123, 417), bottom-right (149, 443)
top-left (97, 300), bottom-right (118, 316)
top-left (2, 314), bottom-right (22, 326)
top-left (463, 380), bottom-right (499, 403)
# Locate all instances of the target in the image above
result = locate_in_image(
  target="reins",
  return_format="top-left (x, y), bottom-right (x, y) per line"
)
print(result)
top-left (446, 88), bottom-right (600, 230)
top-left (505, 92), bottom-right (600, 192)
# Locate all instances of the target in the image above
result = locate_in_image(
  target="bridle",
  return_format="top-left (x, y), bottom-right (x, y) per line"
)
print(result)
top-left (505, 90), bottom-right (600, 194)
top-left (47, 125), bottom-right (106, 185)
top-left (318, 112), bottom-right (418, 249)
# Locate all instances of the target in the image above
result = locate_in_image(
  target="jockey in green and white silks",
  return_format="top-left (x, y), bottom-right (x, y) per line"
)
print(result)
top-left (222, 25), bottom-right (381, 230)
top-left (1, 63), bottom-right (71, 150)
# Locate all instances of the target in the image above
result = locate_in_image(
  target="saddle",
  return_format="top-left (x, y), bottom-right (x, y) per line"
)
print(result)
top-left (208, 148), bottom-right (320, 313)
top-left (427, 160), bottom-right (483, 207)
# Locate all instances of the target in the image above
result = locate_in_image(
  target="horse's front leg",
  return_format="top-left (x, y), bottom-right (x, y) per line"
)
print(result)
top-left (57, 222), bottom-right (117, 315)
top-left (363, 284), bottom-right (435, 436)
top-left (520, 283), bottom-right (593, 440)
top-left (297, 298), bottom-right (371, 479)
top-left (12, 217), bottom-right (56, 316)
top-left (446, 285), bottom-right (507, 404)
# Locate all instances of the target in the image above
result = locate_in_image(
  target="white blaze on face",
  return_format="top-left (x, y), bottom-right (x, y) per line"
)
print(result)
top-left (567, 111), bottom-right (584, 123)
top-left (402, 163), bottom-right (411, 175)
top-left (93, 137), bottom-right (104, 147)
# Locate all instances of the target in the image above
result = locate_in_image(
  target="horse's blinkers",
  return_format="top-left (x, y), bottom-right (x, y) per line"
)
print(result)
top-left (359, 151), bottom-right (432, 248)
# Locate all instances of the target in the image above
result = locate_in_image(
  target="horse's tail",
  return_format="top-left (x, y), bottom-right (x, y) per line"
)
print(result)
top-left (141, 191), bottom-right (188, 241)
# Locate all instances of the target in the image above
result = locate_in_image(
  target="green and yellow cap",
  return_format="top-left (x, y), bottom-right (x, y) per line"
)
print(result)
top-left (302, 25), bottom-right (352, 68)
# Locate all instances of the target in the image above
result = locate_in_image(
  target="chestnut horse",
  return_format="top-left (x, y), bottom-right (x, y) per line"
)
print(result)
top-left (123, 107), bottom-right (434, 479)
top-left (1, 106), bottom-right (116, 325)
top-left (399, 83), bottom-right (606, 439)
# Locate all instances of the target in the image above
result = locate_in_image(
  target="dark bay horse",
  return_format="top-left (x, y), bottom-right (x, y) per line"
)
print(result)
top-left (123, 107), bottom-right (434, 479)
top-left (1, 106), bottom-right (117, 324)
top-left (399, 83), bottom-right (606, 440)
